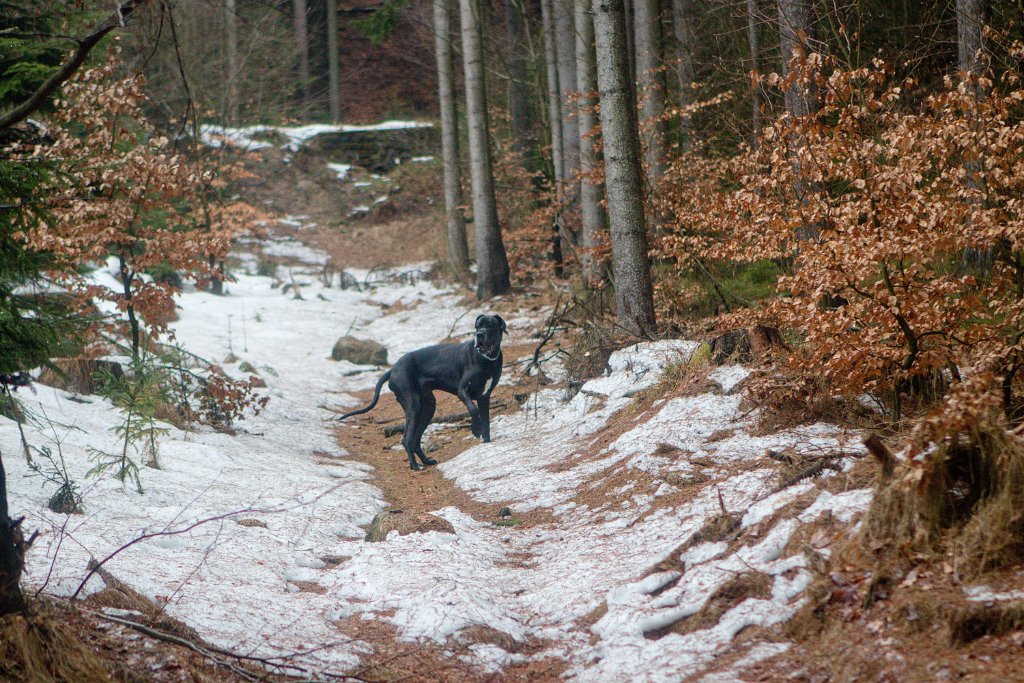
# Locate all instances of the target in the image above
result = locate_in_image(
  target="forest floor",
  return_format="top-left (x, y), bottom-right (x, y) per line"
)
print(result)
top-left (6, 126), bottom-right (1024, 682)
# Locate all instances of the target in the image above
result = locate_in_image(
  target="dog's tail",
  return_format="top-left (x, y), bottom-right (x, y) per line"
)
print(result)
top-left (337, 370), bottom-right (392, 421)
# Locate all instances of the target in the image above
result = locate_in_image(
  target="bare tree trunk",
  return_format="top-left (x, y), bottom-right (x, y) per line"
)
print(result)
top-left (958, 0), bottom-right (989, 271)
top-left (746, 0), bottom-right (760, 143)
top-left (777, 0), bottom-right (813, 119)
top-left (326, 0), bottom-right (341, 122)
top-left (593, 0), bottom-right (656, 336)
top-left (554, 0), bottom-right (580, 188)
top-left (541, 0), bottom-right (566, 276)
top-left (434, 0), bottom-right (471, 277)
top-left (541, 0), bottom-right (564, 184)
top-left (777, 0), bottom-right (817, 240)
top-left (633, 0), bottom-right (666, 183)
top-left (623, 0), bottom-right (636, 83)
top-left (225, 0), bottom-right (239, 123)
top-left (0, 448), bottom-right (26, 616)
top-left (505, 0), bottom-right (534, 159)
top-left (460, 0), bottom-right (512, 297)
top-left (293, 0), bottom-right (312, 104)
top-left (671, 0), bottom-right (695, 151)
top-left (957, 0), bottom-right (985, 81)
top-left (576, 0), bottom-right (607, 287)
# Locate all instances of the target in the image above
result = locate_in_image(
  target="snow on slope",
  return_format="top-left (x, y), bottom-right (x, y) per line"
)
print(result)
top-left (3, 225), bottom-right (874, 679)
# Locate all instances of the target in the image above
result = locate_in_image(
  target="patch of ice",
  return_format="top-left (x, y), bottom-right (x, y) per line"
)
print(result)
top-left (707, 365), bottom-right (751, 394)
top-left (741, 483), bottom-right (816, 528)
top-left (581, 340), bottom-right (698, 399)
top-left (798, 488), bottom-right (873, 524)
top-left (328, 162), bottom-right (352, 180)
top-left (964, 585), bottom-right (1024, 602)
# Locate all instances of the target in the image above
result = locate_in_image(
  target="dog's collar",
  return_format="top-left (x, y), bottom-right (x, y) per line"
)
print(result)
top-left (475, 339), bottom-right (500, 362)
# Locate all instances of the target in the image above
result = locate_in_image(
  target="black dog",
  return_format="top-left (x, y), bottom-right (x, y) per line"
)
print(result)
top-left (338, 314), bottom-right (506, 470)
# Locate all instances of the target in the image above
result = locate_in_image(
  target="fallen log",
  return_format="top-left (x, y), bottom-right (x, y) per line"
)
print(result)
top-left (382, 403), bottom-right (507, 437)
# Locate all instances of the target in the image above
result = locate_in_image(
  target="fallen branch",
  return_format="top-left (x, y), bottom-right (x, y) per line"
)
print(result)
top-left (382, 403), bottom-right (507, 437)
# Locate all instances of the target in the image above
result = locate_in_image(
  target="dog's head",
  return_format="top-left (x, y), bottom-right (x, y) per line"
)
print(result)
top-left (474, 314), bottom-right (507, 360)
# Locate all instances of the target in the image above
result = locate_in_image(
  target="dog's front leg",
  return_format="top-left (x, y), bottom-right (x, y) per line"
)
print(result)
top-left (458, 385), bottom-right (482, 438)
top-left (479, 393), bottom-right (491, 442)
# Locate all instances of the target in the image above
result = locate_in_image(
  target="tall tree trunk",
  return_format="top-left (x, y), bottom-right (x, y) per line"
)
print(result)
top-left (554, 0), bottom-right (580, 188)
top-left (460, 0), bottom-right (512, 298)
top-left (623, 0), bottom-right (636, 83)
top-left (575, 0), bottom-right (607, 287)
top-left (958, 0), bottom-right (989, 270)
top-left (505, 0), bottom-right (534, 160)
top-left (777, 0), bottom-right (813, 119)
top-left (957, 0), bottom-right (985, 81)
top-left (671, 0), bottom-right (695, 151)
top-left (593, 0), bottom-right (656, 336)
top-left (541, 0), bottom-right (566, 275)
top-left (0, 448), bottom-right (26, 616)
top-left (778, 0), bottom-right (816, 239)
top-left (434, 0), bottom-right (471, 277)
top-left (633, 0), bottom-right (666, 183)
top-left (293, 0), bottom-right (311, 104)
top-left (746, 0), bottom-right (760, 143)
top-left (326, 0), bottom-right (341, 122)
top-left (225, 0), bottom-right (239, 123)
top-left (541, 0), bottom-right (564, 184)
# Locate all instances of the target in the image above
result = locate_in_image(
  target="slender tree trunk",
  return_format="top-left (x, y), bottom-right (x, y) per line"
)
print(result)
top-left (957, 0), bottom-right (985, 80)
top-left (777, 0), bottom-right (813, 119)
top-left (593, 0), bottom-right (656, 336)
top-left (554, 0), bottom-right (580, 188)
top-left (541, 0), bottom-right (564, 184)
top-left (671, 0), bottom-right (695, 151)
top-left (0, 447), bottom-right (26, 616)
top-left (623, 0), bottom-right (636, 83)
top-left (541, 0), bottom-right (566, 275)
top-left (225, 0), bottom-right (239, 123)
top-left (434, 0), bottom-right (471, 276)
top-left (505, 0), bottom-right (534, 159)
top-left (778, 0), bottom-right (817, 239)
top-left (326, 0), bottom-right (341, 122)
top-left (957, 0), bottom-right (989, 270)
top-left (460, 0), bottom-right (512, 297)
top-left (746, 0), bottom-right (760, 143)
top-left (633, 0), bottom-right (666, 183)
top-left (576, 0), bottom-right (607, 287)
top-left (293, 0), bottom-right (312, 104)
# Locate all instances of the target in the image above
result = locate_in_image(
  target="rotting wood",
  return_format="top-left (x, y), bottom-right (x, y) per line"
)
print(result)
top-left (863, 433), bottom-right (896, 480)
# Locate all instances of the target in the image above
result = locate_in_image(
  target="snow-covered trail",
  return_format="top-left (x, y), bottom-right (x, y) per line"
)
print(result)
top-left (3, 225), bottom-right (873, 680)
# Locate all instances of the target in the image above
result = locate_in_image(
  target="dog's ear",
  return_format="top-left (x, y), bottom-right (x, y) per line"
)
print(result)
top-left (496, 315), bottom-right (507, 333)
top-left (474, 314), bottom-right (486, 329)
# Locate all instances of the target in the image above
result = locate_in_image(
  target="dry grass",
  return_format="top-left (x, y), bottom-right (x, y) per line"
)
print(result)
top-left (861, 420), bottom-right (1024, 577)
top-left (0, 608), bottom-right (112, 683)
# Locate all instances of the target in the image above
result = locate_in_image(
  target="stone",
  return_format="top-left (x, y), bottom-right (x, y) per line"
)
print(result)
top-left (331, 336), bottom-right (388, 365)
top-left (364, 509), bottom-right (455, 542)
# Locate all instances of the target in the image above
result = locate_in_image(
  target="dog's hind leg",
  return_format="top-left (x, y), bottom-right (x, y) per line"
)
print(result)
top-left (412, 392), bottom-right (438, 466)
top-left (391, 375), bottom-right (424, 471)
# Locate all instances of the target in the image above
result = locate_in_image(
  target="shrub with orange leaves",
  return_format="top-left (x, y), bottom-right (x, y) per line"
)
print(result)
top-left (658, 53), bottom-right (1024, 421)
top-left (20, 56), bottom-right (261, 356)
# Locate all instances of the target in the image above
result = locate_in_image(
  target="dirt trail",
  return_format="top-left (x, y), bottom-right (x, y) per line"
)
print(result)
top-left (331, 340), bottom-right (556, 534)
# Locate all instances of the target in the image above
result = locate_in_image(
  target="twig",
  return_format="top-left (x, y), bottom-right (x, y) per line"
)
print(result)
top-left (0, 0), bottom-right (149, 129)
top-left (445, 309), bottom-right (472, 341)
top-left (70, 485), bottom-right (350, 600)
top-left (93, 613), bottom-right (320, 680)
